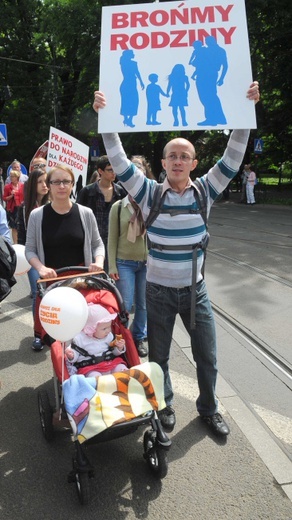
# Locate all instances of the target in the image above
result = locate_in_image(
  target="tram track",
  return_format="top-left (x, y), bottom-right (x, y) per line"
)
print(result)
top-left (210, 233), bottom-right (292, 249)
top-left (208, 249), bottom-right (292, 288)
top-left (210, 304), bottom-right (292, 462)
top-left (208, 248), bottom-right (292, 382)
top-left (211, 217), bottom-right (292, 238)
top-left (211, 302), bottom-right (292, 386)
top-left (206, 205), bottom-right (292, 465)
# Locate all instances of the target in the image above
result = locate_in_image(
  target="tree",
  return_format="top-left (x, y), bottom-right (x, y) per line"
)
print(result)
top-left (245, 0), bottom-right (292, 171)
top-left (0, 0), bottom-right (291, 179)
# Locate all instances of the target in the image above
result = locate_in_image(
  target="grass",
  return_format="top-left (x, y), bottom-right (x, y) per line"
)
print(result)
top-left (255, 181), bottom-right (292, 205)
top-left (259, 178), bottom-right (292, 186)
top-left (229, 178), bottom-right (292, 205)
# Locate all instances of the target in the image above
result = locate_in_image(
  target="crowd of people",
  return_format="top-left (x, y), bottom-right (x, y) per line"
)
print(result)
top-left (0, 80), bottom-right (260, 440)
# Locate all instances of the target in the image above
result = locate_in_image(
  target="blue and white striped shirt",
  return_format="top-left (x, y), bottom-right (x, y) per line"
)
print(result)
top-left (102, 130), bottom-right (249, 288)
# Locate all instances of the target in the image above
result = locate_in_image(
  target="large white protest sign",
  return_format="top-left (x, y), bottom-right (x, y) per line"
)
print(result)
top-left (99, 0), bottom-right (256, 133)
top-left (47, 127), bottom-right (89, 198)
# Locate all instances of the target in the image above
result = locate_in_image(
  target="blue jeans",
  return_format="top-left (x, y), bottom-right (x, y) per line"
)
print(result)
top-left (27, 267), bottom-right (39, 318)
top-left (146, 280), bottom-right (218, 416)
top-left (116, 259), bottom-right (147, 341)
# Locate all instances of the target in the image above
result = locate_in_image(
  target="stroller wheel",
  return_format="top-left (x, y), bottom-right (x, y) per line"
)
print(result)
top-left (143, 430), bottom-right (168, 479)
top-left (72, 459), bottom-right (91, 505)
top-left (38, 390), bottom-right (54, 441)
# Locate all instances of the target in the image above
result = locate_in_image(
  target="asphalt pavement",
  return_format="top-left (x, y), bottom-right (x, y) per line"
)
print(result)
top-left (1, 198), bottom-right (292, 519)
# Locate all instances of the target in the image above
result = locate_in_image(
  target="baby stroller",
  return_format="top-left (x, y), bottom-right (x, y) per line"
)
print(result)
top-left (36, 267), bottom-right (171, 505)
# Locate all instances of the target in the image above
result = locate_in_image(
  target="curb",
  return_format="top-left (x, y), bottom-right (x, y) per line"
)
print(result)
top-left (172, 319), bottom-right (292, 503)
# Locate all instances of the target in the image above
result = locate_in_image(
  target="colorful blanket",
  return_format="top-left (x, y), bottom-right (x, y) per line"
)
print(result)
top-left (63, 362), bottom-right (166, 443)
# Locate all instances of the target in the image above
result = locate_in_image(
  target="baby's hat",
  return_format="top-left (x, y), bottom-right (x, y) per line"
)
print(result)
top-left (83, 303), bottom-right (117, 337)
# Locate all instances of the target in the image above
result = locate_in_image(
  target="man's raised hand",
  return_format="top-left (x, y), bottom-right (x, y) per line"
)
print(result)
top-left (93, 91), bottom-right (106, 113)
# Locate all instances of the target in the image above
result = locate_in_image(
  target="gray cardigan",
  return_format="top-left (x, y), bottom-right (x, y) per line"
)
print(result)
top-left (25, 203), bottom-right (105, 266)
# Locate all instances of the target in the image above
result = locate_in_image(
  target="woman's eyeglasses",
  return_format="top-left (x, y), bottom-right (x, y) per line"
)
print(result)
top-left (49, 180), bottom-right (73, 186)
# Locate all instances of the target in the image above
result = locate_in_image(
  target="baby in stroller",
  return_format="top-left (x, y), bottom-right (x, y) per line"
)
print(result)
top-left (37, 271), bottom-right (171, 504)
top-left (65, 303), bottom-right (127, 377)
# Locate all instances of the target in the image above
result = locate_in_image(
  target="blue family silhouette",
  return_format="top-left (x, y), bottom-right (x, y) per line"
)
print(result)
top-left (118, 38), bottom-right (228, 128)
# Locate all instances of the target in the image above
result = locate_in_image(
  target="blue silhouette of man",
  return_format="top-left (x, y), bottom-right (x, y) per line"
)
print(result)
top-left (192, 36), bottom-right (228, 126)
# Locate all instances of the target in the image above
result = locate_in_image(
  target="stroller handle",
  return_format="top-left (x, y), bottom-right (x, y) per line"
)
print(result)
top-left (37, 267), bottom-right (106, 286)
top-left (36, 268), bottom-right (128, 324)
top-left (55, 266), bottom-right (90, 275)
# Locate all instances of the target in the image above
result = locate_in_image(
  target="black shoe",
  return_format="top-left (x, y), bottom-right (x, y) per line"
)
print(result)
top-left (32, 337), bottom-right (44, 351)
top-left (201, 412), bottom-right (230, 436)
top-left (158, 406), bottom-right (176, 432)
top-left (135, 340), bottom-right (148, 358)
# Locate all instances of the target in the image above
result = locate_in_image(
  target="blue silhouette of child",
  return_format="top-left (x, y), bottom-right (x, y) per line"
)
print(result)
top-left (189, 40), bottom-right (204, 81)
top-left (146, 73), bottom-right (168, 125)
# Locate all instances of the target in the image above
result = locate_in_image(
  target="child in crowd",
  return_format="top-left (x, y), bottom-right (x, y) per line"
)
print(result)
top-left (65, 303), bottom-right (127, 377)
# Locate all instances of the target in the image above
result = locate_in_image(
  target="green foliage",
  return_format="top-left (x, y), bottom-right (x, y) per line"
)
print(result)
top-left (0, 0), bottom-right (291, 179)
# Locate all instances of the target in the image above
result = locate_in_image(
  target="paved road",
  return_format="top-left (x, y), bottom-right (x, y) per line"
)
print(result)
top-left (1, 201), bottom-right (292, 519)
top-left (208, 200), bottom-right (292, 358)
top-left (204, 199), bottom-right (292, 459)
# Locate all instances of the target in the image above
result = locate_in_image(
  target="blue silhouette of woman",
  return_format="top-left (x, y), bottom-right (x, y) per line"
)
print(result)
top-left (119, 50), bottom-right (145, 128)
top-left (166, 64), bottom-right (190, 127)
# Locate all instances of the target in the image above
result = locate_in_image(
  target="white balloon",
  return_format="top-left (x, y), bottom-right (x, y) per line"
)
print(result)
top-left (39, 287), bottom-right (89, 342)
top-left (12, 244), bottom-right (31, 275)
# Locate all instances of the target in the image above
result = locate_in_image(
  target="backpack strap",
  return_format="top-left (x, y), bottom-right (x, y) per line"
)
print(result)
top-left (192, 178), bottom-right (209, 277)
top-left (117, 199), bottom-right (122, 237)
top-left (193, 178), bottom-right (208, 227)
top-left (144, 183), bottom-right (164, 230)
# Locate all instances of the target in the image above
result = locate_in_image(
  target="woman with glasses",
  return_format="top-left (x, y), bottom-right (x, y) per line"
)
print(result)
top-left (25, 164), bottom-right (105, 350)
top-left (17, 168), bottom-right (49, 349)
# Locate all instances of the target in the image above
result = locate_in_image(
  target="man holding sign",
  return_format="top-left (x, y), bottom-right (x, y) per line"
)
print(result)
top-left (93, 81), bottom-right (260, 436)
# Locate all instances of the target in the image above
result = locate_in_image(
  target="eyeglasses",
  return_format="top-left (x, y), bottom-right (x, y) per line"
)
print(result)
top-left (32, 163), bottom-right (46, 169)
top-left (165, 153), bottom-right (194, 162)
top-left (49, 180), bottom-right (73, 186)
top-left (104, 167), bottom-right (114, 173)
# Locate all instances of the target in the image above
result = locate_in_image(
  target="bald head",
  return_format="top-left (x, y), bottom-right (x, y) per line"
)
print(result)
top-left (163, 138), bottom-right (196, 160)
top-left (161, 137), bottom-right (198, 193)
